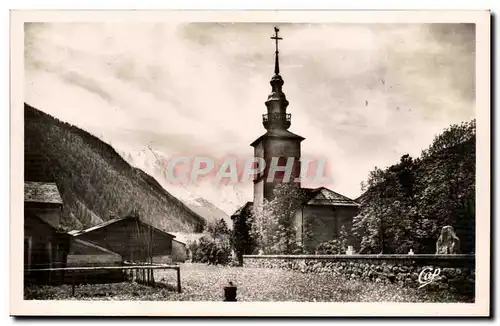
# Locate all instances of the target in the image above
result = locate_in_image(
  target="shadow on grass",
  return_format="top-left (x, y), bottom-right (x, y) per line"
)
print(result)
top-left (24, 280), bottom-right (179, 300)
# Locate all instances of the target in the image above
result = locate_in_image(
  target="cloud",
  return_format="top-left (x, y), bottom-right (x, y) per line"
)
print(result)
top-left (24, 22), bottom-right (475, 207)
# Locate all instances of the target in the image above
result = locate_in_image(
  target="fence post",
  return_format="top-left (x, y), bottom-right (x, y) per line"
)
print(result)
top-left (176, 267), bottom-right (181, 293)
top-left (71, 273), bottom-right (76, 297)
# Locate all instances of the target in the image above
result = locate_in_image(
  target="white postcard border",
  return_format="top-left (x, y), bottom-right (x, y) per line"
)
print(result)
top-left (10, 9), bottom-right (491, 317)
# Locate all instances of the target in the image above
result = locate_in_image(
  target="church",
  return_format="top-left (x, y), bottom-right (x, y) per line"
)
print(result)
top-left (231, 27), bottom-right (359, 254)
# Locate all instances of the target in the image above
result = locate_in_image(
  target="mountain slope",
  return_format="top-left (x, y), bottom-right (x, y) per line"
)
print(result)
top-left (117, 148), bottom-right (234, 226)
top-left (24, 103), bottom-right (206, 233)
top-left (119, 143), bottom-right (251, 216)
top-left (182, 197), bottom-right (232, 227)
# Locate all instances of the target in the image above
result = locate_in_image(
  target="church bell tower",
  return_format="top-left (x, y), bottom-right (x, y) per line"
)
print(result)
top-left (251, 27), bottom-right (305, 206)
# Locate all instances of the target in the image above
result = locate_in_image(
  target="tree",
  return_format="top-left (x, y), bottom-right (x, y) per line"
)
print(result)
top-left (352, 120), bottom-right (476, 254)
top-left (232, 204), bottom-right (258, 265)
top-left (423, 120), bottom-right (475, 157)
top-left (206, 219), bottom-right (231, 241)
top-left (249, 184), bottom-right (308, 254)
top-left (417, 120), bottom-right (476, 253)
top-left (339, 225), bottom-right (348, 251)
top-left (190, 218), bottom-right (232, 265)
top-left (190, 235), bottom-right (231, 265)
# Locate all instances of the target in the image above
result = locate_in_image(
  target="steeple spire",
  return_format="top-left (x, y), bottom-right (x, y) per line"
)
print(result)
top-left (263, 26), bottom-right (290, 131)
top-left (251, 26), bottom-right (305, 207)
top-left (271, 27), bottom-right (282, 75)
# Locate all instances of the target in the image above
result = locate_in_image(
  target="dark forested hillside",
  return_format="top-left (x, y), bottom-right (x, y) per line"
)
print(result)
top-left (24, 103), bottom-right (206, 233)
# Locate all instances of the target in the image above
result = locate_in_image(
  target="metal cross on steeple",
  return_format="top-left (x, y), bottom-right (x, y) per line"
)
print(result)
top-left (271, 26), bottom-right (282, 53)
top-left (270, 26), bottom-right (283, 75)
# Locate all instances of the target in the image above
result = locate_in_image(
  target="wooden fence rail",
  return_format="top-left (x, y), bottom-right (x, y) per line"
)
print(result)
top-left (26, 265), bottom-right (181, 295)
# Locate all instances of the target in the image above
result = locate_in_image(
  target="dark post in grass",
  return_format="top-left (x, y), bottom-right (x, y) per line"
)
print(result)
top-left (176, 266), bottom-right (182, 293)
top-left (71, 273), bottom-right (76, 296)
top-left (224, 282), bottom-right (237, 301)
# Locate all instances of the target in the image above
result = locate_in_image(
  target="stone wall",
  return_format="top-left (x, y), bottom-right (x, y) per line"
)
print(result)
top-left (243, 254), bottom-right (475, 296)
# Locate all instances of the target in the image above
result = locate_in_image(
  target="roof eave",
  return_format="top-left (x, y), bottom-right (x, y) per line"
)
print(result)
top-left (71, 215), bottom-right (176, 239)
top-left (25, 200), bottom-right (63, 205)
top-left (305, 201), bottom-right (360, 207)
top-left (250, 133), bottom-right (305, 147)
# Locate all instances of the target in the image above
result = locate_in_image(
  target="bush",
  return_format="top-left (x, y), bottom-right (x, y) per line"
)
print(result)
top-left (187, 218), bottom-right (233, 265)
top-left (315, 239), bottom-right (344, 255)
top-left (315, 225), bottom-right (349, 255)
top-left (190, 236), bottom-right (231, 265)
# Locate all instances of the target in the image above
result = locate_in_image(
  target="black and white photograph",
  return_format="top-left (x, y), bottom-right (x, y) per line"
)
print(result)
top-left (10, 10), bottom-right (491, 317)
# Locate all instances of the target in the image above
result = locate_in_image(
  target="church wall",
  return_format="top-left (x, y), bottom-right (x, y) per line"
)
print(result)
top-left (262, 138), bottom-right (301, 200)
top-left (253, 179), bottom-right (264, 207)
top-left (263, 138), bottom-right (301, 159)
top-left (302, 204), bottom-right (358, 253)
top-left (253, 142), bottom-right (265, 181)
top-left (294, 208), bottom-right (304, 245)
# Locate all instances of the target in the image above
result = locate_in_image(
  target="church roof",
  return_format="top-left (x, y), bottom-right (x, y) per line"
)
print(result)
top-left (230, 188), bottom-right (358, 216)
top-left (250, 129), bottom-right (305, 147)
top-left (231, 201), bottom-right (254, 218)
top-left (303, 187), bottom-right (359, 207)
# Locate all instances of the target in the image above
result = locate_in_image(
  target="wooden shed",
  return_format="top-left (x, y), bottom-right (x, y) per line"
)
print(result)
top-left (65, 238), bottom-right (124, 283)
top-left (171, 239), bottom-right (188, 263)
top-left (24, 181), bottom-right (64, 230)
top-left (169, 232), bottom-right (204, 262)
top-left (24, 181), bottom-right (70, 284)
top-left (69, 214), bottom-right (176, 264)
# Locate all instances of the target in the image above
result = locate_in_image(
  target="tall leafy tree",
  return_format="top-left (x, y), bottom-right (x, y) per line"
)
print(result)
top-left (190, 219), bottom-right (232, 265)
top-left (353, 120), bottom-right (475, 254)
top-left (249, 184), bottom-right (308, 254)
top-left (231, 205), bottom-right (257, 265)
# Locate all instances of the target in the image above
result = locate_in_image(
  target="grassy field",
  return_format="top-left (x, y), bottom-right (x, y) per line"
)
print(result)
top-left (24, 263), bottom-right (473, 302)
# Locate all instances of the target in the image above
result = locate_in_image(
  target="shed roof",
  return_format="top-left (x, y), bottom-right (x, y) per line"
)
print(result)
top-left (69, 215), bottom-right (176, 239)
top-left (24, 181), bottom-right (63, 204)
top-left (68, 216), bottom-right (130, 237)
top-left (69, 215), bottom-right (177, 259)
top-left (70, 238), bottom-right (121, 256)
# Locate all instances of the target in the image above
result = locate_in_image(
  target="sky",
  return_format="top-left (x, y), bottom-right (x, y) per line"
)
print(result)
top-left (24, 22), bottom-right (476, 214)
